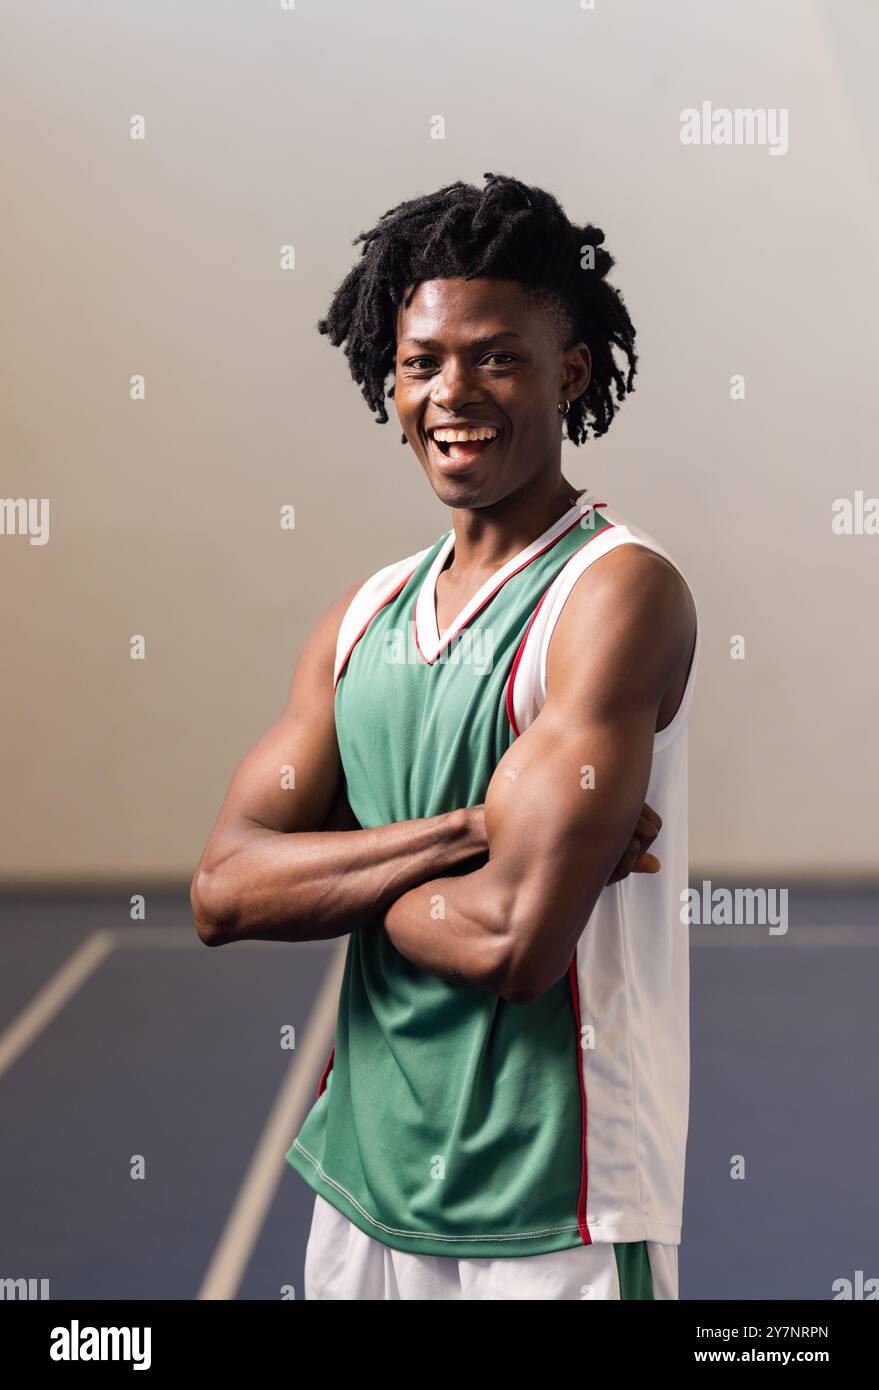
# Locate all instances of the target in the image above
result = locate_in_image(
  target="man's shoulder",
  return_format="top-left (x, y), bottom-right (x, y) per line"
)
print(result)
top-left (558, 538), bottom-right (693, 641)
top-left (546, 518), bottom-right (697, 710)
top-left (580, 533), bottom-right (693, 611)
top-left (578, 503), bottom-right (697, 626)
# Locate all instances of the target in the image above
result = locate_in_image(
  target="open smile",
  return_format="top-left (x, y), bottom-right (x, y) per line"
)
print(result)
top-left (427, 426), bottom-right (501, 471)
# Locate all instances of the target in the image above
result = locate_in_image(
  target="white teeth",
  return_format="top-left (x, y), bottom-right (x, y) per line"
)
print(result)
top-left (431, 427), bottom-right (499, 443)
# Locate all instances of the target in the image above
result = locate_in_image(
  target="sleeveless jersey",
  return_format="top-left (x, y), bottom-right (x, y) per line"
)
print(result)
top-left (286, 492), bottom-right (700, 1257)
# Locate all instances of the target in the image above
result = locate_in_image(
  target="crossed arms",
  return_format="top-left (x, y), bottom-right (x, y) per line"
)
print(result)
top-left (190, 545), bottom-right (696, 1004)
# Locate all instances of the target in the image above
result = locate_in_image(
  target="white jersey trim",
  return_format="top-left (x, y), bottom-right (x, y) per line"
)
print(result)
top-left (333, 544), bottom-right (434, 689)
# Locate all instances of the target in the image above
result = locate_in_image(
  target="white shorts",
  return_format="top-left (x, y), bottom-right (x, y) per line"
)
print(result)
top-left (304, 1193), bottom-right (679, 1301)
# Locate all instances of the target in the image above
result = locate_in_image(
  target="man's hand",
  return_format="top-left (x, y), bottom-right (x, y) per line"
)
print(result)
top-left (607, 802), bottom-right (662, 882)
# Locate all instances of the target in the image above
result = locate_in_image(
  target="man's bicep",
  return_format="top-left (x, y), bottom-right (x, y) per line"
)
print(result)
top-left (485, 699), bottom-right (655, 936)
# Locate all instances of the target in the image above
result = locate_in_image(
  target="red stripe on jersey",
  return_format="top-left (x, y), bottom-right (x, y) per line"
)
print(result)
top-left (567, 959), bottom-right (592, 1245)
top-left (317, 1045), bottom-right (335, 1099)
top-left (505, 585), bottom-right (553, 737)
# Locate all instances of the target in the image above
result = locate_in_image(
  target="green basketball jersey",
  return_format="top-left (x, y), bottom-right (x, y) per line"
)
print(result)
top-left (286, 500), bottom-right (617, 1259)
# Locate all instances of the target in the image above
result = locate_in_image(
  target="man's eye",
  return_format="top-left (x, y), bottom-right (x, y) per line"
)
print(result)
top-left (402, 352), bottom-right (516, 371)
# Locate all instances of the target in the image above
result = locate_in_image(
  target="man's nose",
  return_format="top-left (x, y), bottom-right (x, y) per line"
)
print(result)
top-left (430, 361), bottom-right (483, 409)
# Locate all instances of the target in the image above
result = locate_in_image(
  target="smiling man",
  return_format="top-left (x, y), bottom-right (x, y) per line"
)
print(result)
top-left (190, 173), bottom-right (699, 1301)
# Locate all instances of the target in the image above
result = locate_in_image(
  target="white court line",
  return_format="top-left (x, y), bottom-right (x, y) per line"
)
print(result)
top-left (691, 924), bottom-right (879, 947)
top-left (0, 926), bottom-right (338, 1077)
top-left (0, 930), bottom-right (116, 1080)
top-left (197, 939), bottom-right (347, 1301)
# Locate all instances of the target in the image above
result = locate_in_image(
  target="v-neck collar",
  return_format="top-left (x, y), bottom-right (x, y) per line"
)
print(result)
top-left (414, 494), bottom-right (600, 664)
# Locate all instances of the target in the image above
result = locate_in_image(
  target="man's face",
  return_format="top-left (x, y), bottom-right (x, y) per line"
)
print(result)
top-left (394, 277), bottom-right (591, 509)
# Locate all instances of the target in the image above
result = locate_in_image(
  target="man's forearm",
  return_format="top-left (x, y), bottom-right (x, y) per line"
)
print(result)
top-left (382, 862), bottom-right (514, 995)
top-left (193, 809), bottom-right (485, 946)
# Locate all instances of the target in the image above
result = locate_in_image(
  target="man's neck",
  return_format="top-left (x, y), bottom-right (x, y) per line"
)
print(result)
top-left (444, 474), bottom-right (586, 576)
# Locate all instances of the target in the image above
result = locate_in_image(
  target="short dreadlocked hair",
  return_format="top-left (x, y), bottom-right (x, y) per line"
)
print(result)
top-left (317, 172), bottom-right (637, 447)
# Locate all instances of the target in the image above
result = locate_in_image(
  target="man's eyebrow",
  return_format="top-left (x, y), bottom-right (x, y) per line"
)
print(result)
top-left (398, 331), bottom-right (525, 349)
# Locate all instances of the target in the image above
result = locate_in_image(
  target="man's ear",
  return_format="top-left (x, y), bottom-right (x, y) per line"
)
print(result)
top-left (562, 341), bottom-right (592, 400)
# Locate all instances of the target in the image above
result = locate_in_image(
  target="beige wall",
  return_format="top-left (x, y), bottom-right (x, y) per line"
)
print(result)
top-left (2, 0), bottom-right (877, 882)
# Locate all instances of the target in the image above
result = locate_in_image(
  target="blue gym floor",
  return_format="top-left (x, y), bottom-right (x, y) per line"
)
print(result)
top-left (1, 886), bottom-right (876, 1300)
